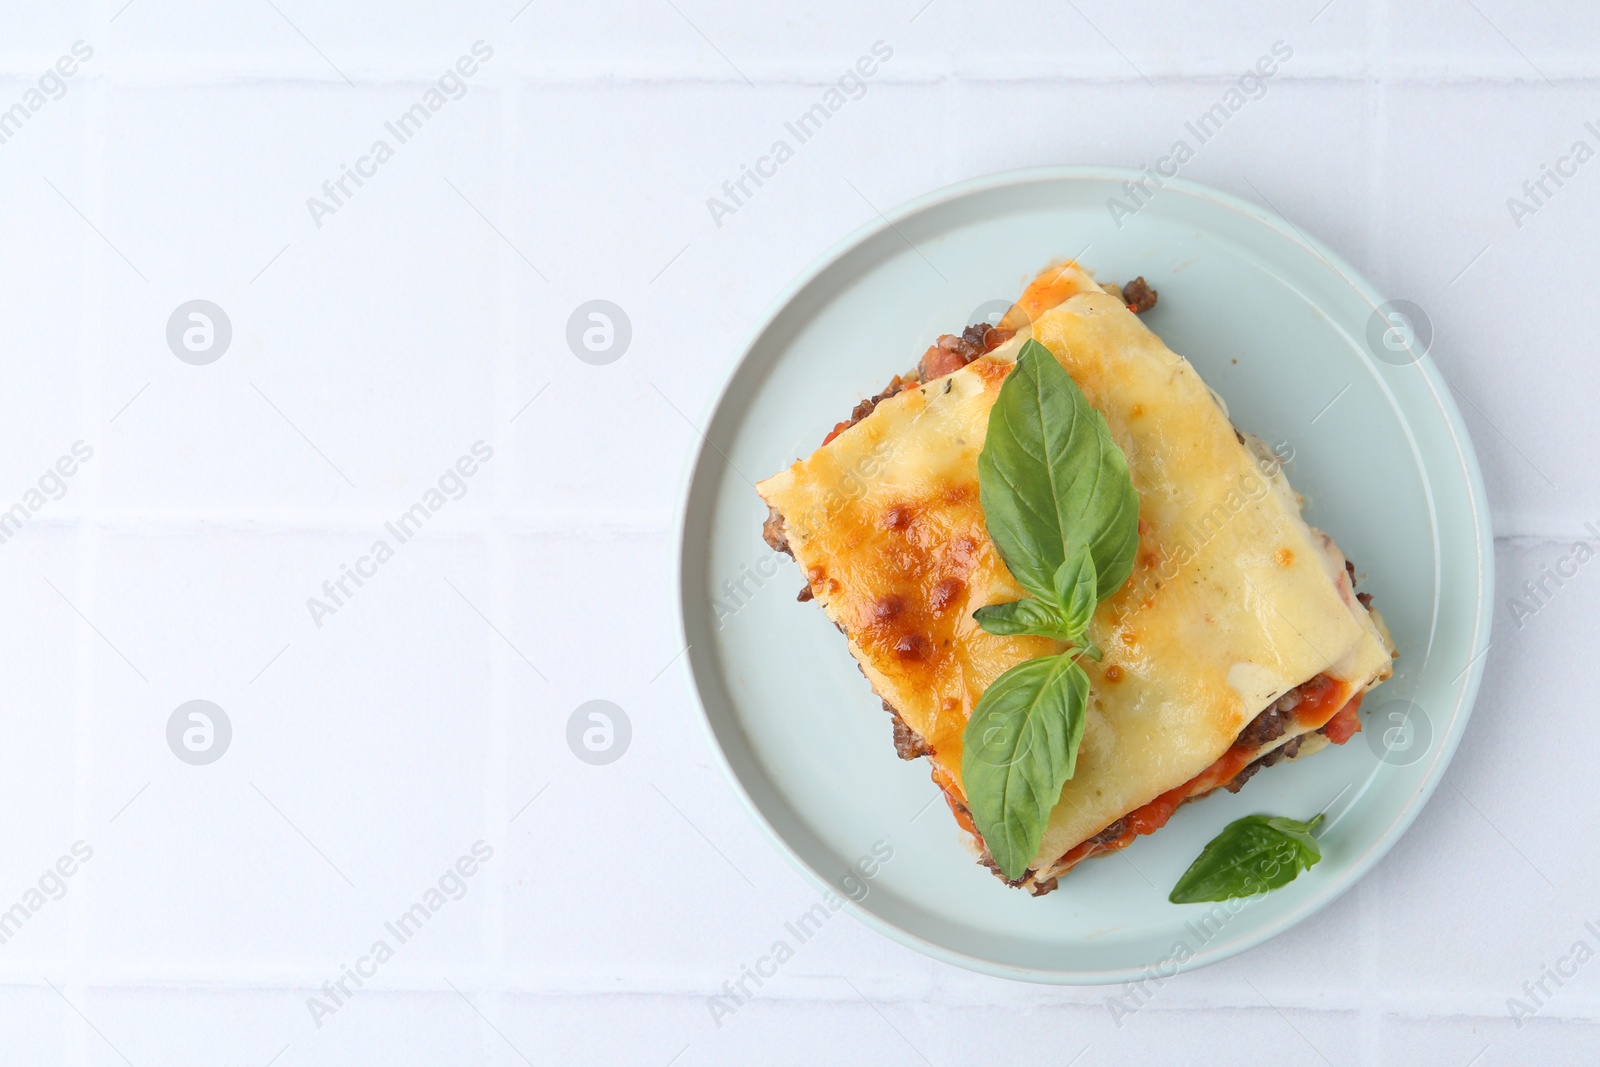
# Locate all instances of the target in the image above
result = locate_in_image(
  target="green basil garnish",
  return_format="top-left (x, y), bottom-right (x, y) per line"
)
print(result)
top-left (1168, 813), bottom-right (1325, 904)
top-left (961, 656), bottom-right (1090, 881)
top-left (976, 340), bottom-right (1140, 604)
top-left (1051, 549), bottom-right (1099, 641)
top-left (971, 595), bottom-right (1079, 643)
top-left (961, 340), bottom-right (1140, 881)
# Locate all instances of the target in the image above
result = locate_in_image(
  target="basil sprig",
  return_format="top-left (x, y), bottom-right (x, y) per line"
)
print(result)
top-left (1168, 813), bottom-right (1325, 903)
top-left (961, 340), bottom-right (1140, 881)
top-left (971, 546), bottom-right (1100, 647)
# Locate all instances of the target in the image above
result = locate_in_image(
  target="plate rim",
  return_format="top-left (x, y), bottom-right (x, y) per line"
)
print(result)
top-left (670, 164), bottom-right (1495, 984)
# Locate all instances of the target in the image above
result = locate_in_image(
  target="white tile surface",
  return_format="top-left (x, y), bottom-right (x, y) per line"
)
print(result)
top-left (0, 1), bottom-right (1594, 1063)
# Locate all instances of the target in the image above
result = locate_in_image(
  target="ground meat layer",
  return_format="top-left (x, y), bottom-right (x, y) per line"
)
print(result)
top-left (917, 323), bottom-right (1014, 381)
top-left (820, 374), bottom-right (917, 446)
top-left (886, 699), bottom-right (933, 760)
top-left (1121, 276), bottom-right (1158, 313)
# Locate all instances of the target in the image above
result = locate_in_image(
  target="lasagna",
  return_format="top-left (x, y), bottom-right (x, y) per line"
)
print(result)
top-left (755, 262), bottom-right (1396, 894)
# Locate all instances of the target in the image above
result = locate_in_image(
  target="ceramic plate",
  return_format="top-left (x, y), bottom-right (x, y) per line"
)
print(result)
top-left (673, 167), bottom-right (1492, 983)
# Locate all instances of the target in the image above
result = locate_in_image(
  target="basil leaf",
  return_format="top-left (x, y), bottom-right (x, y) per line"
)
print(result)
top-left (978, 339), bottom-right (1140, 604)
top-left (1168, 813), bottom-right (1325, 904)
top-left (961, 656), bottom-right (1090, 881)
top-left (973, 545), bottom-right (1099, 646)
top-left (972, 597), bottom-right (1076, 642)
top-left (1052, 545), bottom-right (1097, 636)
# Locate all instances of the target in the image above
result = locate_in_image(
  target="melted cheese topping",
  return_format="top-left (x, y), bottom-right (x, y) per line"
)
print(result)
top-left (1000, 259), bottom-right (1093, 330)
top-left (757, 266), bottom-right (1394, 873)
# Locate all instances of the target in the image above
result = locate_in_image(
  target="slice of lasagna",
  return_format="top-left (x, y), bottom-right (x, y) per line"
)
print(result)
top-left (756, 262), bottom-right (1396, 895)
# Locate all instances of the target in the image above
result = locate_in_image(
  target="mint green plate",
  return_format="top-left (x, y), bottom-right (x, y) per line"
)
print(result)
top-left (674, 167), bottom-right (1492, 983)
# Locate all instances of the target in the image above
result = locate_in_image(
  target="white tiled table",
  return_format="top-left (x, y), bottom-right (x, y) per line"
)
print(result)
top-left (0, 2), bottom-right (1594, 1063)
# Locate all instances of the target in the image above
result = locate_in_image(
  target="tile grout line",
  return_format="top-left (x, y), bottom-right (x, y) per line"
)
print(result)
top-left (1, 512), bottom-right (683, 532)
top-left (0, 971), bottom-right (1592, 1018)
top-left (485, 72), bottom-right (520, 1067)
top-left (65, 11), bottom-right (114, 1063)
top-left (6, 65), bottom-right (1600, 88)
